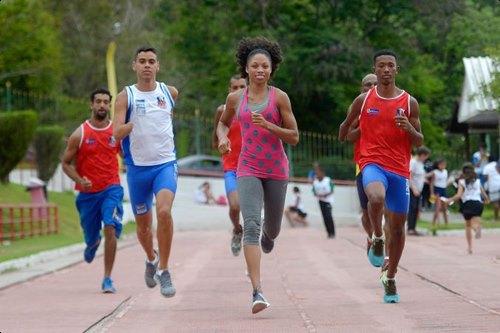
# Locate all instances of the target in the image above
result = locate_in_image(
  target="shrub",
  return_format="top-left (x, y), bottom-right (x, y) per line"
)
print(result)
top-left (0, 111), bottom-right (38, 183)
top-left (34, 125), bottom-right (65, 182)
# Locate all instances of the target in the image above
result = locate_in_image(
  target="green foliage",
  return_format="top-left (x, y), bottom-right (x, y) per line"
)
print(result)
top-left (34, 125), bottom-right (65, 182)
top-left (0, 111), bottom-right (38, 182)
top-left (0, 0), bottom-right (62, 93)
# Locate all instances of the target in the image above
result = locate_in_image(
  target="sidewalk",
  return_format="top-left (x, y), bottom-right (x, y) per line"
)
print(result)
top-left (1, 225), bottom-right (499, 332)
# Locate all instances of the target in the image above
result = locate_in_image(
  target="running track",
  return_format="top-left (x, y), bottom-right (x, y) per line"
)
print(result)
top-left (1, 225), bottom-right (500, 332)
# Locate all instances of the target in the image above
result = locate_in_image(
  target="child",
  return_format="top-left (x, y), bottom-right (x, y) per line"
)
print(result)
top-left (430, 158), bottom-right (451, 226)
top-left (312, 167), bottom-right (335, 238)
top-left (446, 163), bottom-right (489, 254)
top-left (284, 186), bottom-right (308, 227)
top-left (194, 181), bottom-right (216, 205)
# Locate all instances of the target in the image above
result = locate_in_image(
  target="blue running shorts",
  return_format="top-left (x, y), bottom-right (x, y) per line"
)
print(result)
top-left (224, 170), bottom-right (238, 195)
top-left (356, 173), bottom-right (369, 210)
top-left (126, 161), bottom-right (178, 215)
top-left (362, 164), bottom-right (409, 214)
top-left (76, 184), bottom-right (124, 247)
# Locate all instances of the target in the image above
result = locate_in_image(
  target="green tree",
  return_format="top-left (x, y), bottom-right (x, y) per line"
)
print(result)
top-left (0, 0), bottom-right (62, 93)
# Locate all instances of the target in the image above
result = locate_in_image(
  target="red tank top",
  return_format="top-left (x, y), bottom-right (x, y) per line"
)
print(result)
top-left (222, 107), bottom-right (241, 171)
top-left (358, 87), bottom-right (412, 178)
top-left (75, 120), bottom-right (120, 193)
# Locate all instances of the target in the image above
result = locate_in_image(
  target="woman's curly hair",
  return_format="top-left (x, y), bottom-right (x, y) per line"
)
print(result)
top-left (236, 37), bottom-right (282, 79)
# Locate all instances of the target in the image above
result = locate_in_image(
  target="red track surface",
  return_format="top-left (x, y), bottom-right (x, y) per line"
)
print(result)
top-left (1, 226), bottom-right (500, 332)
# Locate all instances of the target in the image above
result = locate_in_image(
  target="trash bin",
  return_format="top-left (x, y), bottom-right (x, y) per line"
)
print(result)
top-left (26, 177), bottom-right (47, 219)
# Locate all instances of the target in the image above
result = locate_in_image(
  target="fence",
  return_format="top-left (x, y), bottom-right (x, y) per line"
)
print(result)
top-left (0, 204), bottom-right (59, 241)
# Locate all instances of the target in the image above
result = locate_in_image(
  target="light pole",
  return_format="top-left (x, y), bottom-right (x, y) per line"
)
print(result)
top-left (106, 22), bottom-right (121, 118)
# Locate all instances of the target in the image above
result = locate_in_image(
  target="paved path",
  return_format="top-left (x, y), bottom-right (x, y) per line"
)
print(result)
top-left (1, 225), bottom-right (500, 332)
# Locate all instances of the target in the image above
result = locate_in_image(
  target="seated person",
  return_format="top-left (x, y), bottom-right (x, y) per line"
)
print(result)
top-left (284, 186), bottom-right (308, 227)
top-left (194, 181), bottom-right (216, 205)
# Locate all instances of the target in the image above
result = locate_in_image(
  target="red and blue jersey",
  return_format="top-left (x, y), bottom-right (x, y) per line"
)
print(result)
top-left (75, 120), bottom-right (120, 193)
top-left (358, 87), bottom-right (412, 178)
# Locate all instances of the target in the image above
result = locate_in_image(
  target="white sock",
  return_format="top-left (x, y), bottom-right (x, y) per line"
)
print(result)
top-left (146, 253), bottom-right (157, 264)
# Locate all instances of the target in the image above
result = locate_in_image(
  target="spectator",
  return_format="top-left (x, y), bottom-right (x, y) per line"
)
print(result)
top-left (194, 181), bottom-right (216, 205)
top-left (284, 186), bottom-right (308, 227)
top-left (407, 146), bottom-right (431, 235)
top-left (430, 158), bottom-right (452, 226)
top-left (472, 143), bottom-right (489, 185)
top-left (312, 166), bottom-right (335, 238)
top-left (483, 157), bottom-right (500, 220)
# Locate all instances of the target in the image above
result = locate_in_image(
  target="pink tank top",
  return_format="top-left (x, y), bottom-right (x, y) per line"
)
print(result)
top-left (237, 87), bottom-right (289, 180)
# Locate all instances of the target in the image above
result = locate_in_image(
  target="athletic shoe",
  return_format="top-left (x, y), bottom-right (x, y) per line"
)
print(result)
top-left (84, 238), bottom-right (101, 263)
top-left (154, 270), bottom-right (176, 298)
top-left (101, 277), bottom-right (117, 294)
top-left (231, 232), bottom-right (243, 256)
top-left (380, 270), bottom-right (400, 303)
top-left (368, 237), bottom-right (385, 267)
top-left (261, 231), bottom-right (274, 253)
top-left (366, 237), bottom-right (372, 256)
top-left (252, 290), bottom-right (270, 314)
top-left (145, 250), bottom-right (159, 288)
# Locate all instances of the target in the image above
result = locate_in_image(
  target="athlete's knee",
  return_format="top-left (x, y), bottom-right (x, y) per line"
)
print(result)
top-left (243, 215), bottom-right (261, 246)
top-left (367, 192), bottom-right (385, 207)
top-left (157, 207), bottom-right (173, 223)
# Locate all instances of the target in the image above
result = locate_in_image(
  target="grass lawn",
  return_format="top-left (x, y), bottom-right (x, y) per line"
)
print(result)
top-left (0, 183), bottom-right (135, 262)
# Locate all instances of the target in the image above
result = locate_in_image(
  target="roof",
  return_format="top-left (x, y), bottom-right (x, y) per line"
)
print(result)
top-left (458, 57), bottom-right (499, 127)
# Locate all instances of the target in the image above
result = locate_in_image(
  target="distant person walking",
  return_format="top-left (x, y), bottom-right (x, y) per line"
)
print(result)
top-left (62, 88), bottom-right (123, 293)
top-left (217, 37), bottom-right (299, 314)
top-left (212, 75), bottom-right (247, 256)
top-left (312, 166), bottom-right (336, 238)
top-left (113, 46), bottom-right (179, 298)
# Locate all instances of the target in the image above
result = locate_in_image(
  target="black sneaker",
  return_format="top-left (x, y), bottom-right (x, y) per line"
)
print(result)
top-left (252, 290), bottom-right (270, 314)
top-left (261, 232), bottom-right (274, 254)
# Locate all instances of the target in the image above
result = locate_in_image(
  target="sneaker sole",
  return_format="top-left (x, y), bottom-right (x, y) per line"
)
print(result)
top-left (252, 301), bottom-right (270, 314)
top-left (145, 277), bottom-right (157, 288)
top-left (102, 288), bottom-right (116, 294)
top-left (383, 294), bottom-right (400, 303)
top-left (161, 288), bottom-right (176, 298)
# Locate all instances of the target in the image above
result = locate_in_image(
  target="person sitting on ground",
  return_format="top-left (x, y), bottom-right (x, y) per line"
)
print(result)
top-left (284, 186), bottom-right (308, 227)
top-left (194, 181), bottom-right (217, 205)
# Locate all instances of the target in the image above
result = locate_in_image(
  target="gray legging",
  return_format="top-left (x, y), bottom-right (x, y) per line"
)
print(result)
top-left (237, 177), bottom-right (288, 246)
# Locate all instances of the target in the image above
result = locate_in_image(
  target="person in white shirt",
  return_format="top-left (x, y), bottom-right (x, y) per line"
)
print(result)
top-left (407, 146), bottom-right (431, 235)
top-left (446, 163), bottom-right (489, 254)
top-left (312, 166), bottom-right (335, 238)
top-left (430, 158), bottom-right (451, 226)
top-left (284, 186), bottom-right (308, 227)
top-left (483, 157), bottom-right (500, 220)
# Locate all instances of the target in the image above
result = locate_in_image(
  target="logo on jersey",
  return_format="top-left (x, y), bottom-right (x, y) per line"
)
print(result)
top-left (108, 136), bottom-right (117, 147)
top-left (85, 138), bottom-right (96, 145)
top-left (396, 108), bottom-right (406, 116)
top-left (135, 99), bottom-right (146, 116)
top-left (367, 108), bottom-right (379, 116)
top-left (157, 96), bottom-right (167, 109)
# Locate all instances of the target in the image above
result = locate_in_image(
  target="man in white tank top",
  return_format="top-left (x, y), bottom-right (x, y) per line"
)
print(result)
top-left (113, 47), bottom-right (179, 298)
